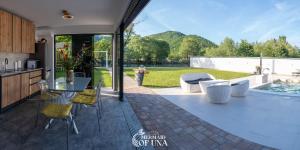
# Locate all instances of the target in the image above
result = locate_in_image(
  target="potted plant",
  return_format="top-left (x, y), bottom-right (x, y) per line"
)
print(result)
top-left (134, 65), bottom-right (148, 86)
top-left (255, 66), bottom-right (261, 75)
top-left (58, 46), bottom-right (81, 83)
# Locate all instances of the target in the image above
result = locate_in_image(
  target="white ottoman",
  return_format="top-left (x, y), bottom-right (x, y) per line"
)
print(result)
top-left (199, 80), bottom-right (229, 94)
top-left (231, 80), bottom-right (249, 97)
top-left (206, 84), bottom-right (232, 104)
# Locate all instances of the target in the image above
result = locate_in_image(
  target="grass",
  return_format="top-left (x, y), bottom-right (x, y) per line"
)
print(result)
top-left (55, 68), bottom-right (112, 87)
top-left (94, 68), bottom-right (112, 87)
top-left (124, 67), bottom-right (250, 88)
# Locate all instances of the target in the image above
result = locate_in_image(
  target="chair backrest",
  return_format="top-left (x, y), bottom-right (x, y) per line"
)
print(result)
top-left (181, 73), bottom-right (215, 81)
top-left (74, 72), bottom-right (86, 77)
top-left (38, 80), bottom-right (48, 93)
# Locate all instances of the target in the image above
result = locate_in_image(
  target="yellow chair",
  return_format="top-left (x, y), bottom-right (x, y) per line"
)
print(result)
top-left (27, 80), bottom-right (62, 127)
top-left (78, 89), bottom-right (96, 97)
top-left (41, 103), bottom-right (73, 150)
top-left (71, 82), bottom-right (102, 132)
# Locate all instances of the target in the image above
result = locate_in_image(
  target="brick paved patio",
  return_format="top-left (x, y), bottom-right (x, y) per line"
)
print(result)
top-left (124, 76), bottom-right (276, 150)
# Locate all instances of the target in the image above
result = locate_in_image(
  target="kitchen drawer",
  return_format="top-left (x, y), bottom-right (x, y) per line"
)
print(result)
top-left (30, 83), bottom-right (40, 95)
top-left (29, 70), bottom-right (41, 78)
top-left (30, 76), bottom-right (41, 85)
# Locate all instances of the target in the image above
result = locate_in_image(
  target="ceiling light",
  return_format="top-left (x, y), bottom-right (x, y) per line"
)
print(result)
top-left (62, 10), bottom-right (74, 20)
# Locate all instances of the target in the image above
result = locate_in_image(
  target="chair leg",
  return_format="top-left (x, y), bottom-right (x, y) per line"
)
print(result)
top-left (97, 100), bottom-right (102, 119)
top-left (100, 97), bottom-right (103, 118)
top-left (70, 113), bottom-right (79, 134)
top-left (96, 102), bottom-right (101, 133)
top-left (66, 119), bottom-right (70, 150)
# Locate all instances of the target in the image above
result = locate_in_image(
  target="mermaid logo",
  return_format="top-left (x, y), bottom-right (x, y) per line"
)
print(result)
top-left (132, 129), bottom-right (168, 147)
top-left (132, 129), bottom-right (146, 147)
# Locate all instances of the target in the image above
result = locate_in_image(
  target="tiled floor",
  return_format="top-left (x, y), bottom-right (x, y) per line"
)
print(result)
top-left (124, 77), bottom-right (276, 150)
top-left (0, 89), bottom-right (138, 150)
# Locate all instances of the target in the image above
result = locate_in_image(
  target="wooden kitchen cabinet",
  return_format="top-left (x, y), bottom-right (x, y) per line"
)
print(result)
top-left (0, 9), bottom-right (35, 54)
top-left (7, 75), bottom-right (21, 104)
top-left (22, 19), bottom-right (35, 53)
top-left (1, 75), bottom-right (21, 108)
top-left (1, 70), bottom-right (42, 110)
top-left (21, 19), bottom-right (28, 53)
top-left (21, 73), bottom-right (30, 99)
top-left (29, 21), bottom-right (35, 53)
top-left (13, 15), bottom-right (22, 53)
top-left (1, 77), bottom-right (8, 108)
top-left (0, 10), bottom-right (12, 52)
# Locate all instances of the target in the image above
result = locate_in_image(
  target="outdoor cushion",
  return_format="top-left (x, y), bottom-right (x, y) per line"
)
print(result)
top-left (39, 92), bottom-right (60, 101)
top-left (185, 78), bottom-right (212, 84)
top-left (41, 104), bottom-right (72, 118)
top-left (72, 94), bottom-right (96, 105)
top-left (79, 89), bottom-right (96, 96)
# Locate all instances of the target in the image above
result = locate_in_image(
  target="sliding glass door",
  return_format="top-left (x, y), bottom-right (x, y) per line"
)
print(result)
top-left (54, 34), bottom-right (112, 88)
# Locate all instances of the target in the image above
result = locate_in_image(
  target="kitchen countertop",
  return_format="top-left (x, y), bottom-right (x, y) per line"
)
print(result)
top-left (0, 68), bottom-right (43, 77)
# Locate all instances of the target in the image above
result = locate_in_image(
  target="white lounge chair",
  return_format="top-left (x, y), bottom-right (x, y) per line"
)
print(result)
top-left (231, 80), bottom-right (249, 97)
top-left (199, 80), bottom-right (229, 94)
top-left (206, 84), bottom-right (231, 104)
top-left (180, 73), bottom-right (215, 93)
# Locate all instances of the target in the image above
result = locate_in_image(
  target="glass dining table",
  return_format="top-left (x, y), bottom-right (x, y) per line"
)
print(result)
top-left (46, 77), bottom-right (91, 134)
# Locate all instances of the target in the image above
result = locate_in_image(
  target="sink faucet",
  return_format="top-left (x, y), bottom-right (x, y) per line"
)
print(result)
top-left (5, 58), bottom-right (8, 71)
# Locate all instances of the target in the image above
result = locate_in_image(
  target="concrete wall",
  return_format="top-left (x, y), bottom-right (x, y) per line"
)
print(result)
top-left (190, 57), bottom-right (300, 75)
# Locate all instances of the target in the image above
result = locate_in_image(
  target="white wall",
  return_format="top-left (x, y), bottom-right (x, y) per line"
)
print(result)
top-left (190, 57), bottom-right (300, 75)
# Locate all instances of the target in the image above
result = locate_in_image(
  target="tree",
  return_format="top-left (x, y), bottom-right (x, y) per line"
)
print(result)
top-left (204, 37), bottom-right (237, 57)
top-left (95, 38), bottom-right (112, 51)
top-left (125, 36), bottom-right (145, 63)
top-left (147, 38), bottom-right (170, 64)
top-left (179, 37), bottom-right (203, 61)
top-left (254, 36), bottom-right (297, 57)
top-left (125, 36), bottom-right (171, 64)
top-left (237, 40), bottom-right (254, 56)
top-left (55, 35), bottom-right (71, 43)
top-left (219, 37), bottom-right (237, 56)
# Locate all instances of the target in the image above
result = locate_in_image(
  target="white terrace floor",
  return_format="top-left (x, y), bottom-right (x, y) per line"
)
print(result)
top-left (152, 78), bottom-right (300, 150)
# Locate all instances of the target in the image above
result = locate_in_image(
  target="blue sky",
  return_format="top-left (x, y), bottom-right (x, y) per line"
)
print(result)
top-left (133, 0), bottom-right (300, 47)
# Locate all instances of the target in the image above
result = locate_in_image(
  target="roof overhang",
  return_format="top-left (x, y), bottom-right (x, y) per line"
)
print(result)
top-left (0, 0), bottom-right (131, 35)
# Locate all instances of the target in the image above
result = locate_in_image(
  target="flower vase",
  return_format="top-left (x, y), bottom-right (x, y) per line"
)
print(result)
top-left (66, 70), bottom-right (74, 83)
top-left (135, 72), bottom-right (144, 86)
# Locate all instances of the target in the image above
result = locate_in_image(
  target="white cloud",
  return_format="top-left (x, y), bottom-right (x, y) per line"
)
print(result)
top-left (242, 21), bottom-right (262, 34)
top-left (275, 2), bottom-right (288, 11)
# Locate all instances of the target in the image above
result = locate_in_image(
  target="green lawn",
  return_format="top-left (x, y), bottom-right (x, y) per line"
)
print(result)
top-left (124, 67), bottom-right (250, 88)
top-left (55, 68), bottom-right (112, 87)
top-left (94, 68), bottom-right (112, 87)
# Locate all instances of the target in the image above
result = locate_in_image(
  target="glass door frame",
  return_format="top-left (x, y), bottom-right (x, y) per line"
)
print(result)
top-left (54, 33), bottom-right (113, 88)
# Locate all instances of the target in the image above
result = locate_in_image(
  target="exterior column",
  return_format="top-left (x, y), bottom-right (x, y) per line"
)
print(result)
top-left (112, 33), bottom-right (118, 92)
top-left (119, 23), bottom-right (124, 101)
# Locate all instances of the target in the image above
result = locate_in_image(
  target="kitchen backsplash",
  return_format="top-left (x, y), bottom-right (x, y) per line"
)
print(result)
top-left (0, 53), bottom-right (29, 70)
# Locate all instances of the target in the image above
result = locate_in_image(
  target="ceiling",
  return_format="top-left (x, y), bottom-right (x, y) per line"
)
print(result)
top-left (0, 0), bottom-right (131, 34)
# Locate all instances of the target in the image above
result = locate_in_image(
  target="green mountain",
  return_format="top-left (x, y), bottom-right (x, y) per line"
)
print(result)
top-left (147, 31), bottom-right (217, 53)
top-left (148, 31), bottom-right (185, 52)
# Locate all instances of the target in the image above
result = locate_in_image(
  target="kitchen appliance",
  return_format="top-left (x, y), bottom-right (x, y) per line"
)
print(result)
top-left (27, 60), bottom-right (38, 69)
top-left (30, 42), bottom-right (50, 79)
